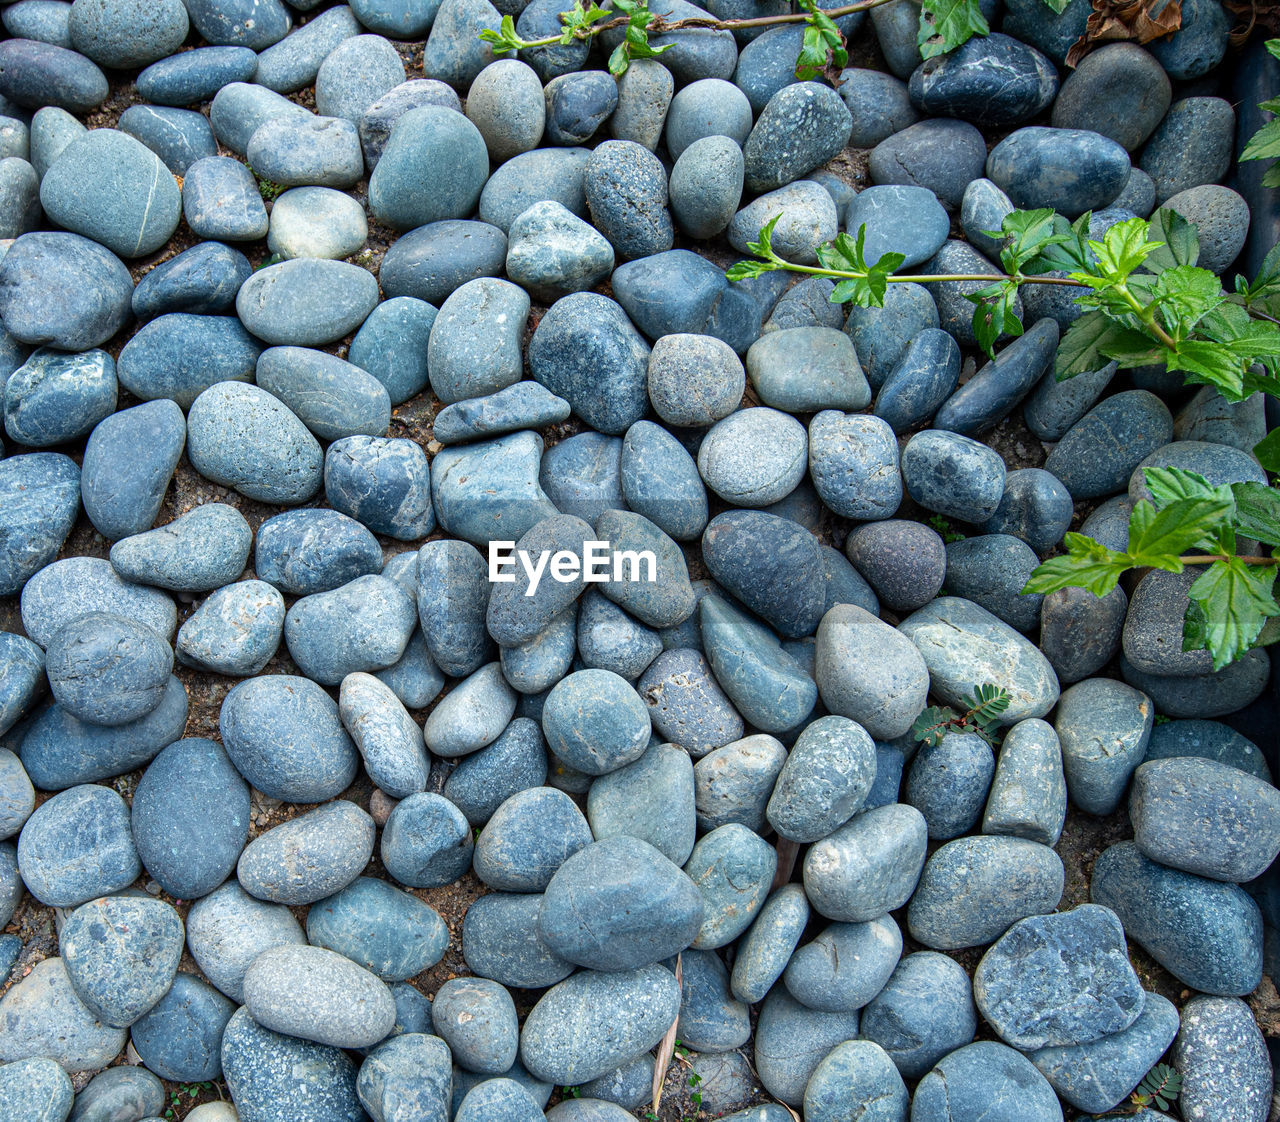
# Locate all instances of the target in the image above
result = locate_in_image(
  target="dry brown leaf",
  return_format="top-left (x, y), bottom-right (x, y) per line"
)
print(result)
top-left (1066, 0), bottom-right (1183, 67)
top-left (1224, 0), bottom-right (1280, 45)
top-left (651, 953), bottom-right (683, 1116)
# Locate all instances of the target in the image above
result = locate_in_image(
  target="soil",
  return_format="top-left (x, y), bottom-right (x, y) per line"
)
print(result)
top-left (2, 16), bottom-right (1274, 1122)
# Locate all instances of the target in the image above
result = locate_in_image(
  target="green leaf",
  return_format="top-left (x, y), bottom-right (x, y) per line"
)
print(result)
top-left (1254, 429), bottom-right (1280, 474)
top-left (969, 282), bottom-right (1023, 359)
top-left (1022, 532), bottom-right (1134, 596)
top-left (1237, 238), bottom-right (1280, 303)
top-left (1150, 264), bottom-right (1223, 339)
top-left (1144, 208), bottom-right (1200, 274)
top-left (1126, 493), bottom-right (1236, 563)
top-left (1055, 311), bottom-right (1123, 378)
top-left (607, 40), bottom-right (630, 74)
top-left (745, 212), bottom-right (781, 261)
top-left (1038, 0), bottom-right (1070, 11)
top-left (997, 208), bottom-right (1066, 276)
top-left (725, 259), bottom-right (779, 282)
top-left (817, 225), bottom-right (902, 307)
top-left (1233, 481), bottom-right (1280, 547)
top-left (1242, 118), bottom-right (1280, 164)
top-left (1143, 466), bottom-right (1231, 508)
top-left (1267, 37), bottom-right (1280, 60)
top-left (1186, 558), bottom-right (1280, 670)
top-left (1037, 212), bottom-right (1095, 275)
top-left (1166, 340), bottom-right (1248, 399)
top-left (1089, 217), bottom-right (1162, 280)
top-left (917, 0), bottom-right (989, 59)
top-left (1095, 326), bottom-right (1165, 369)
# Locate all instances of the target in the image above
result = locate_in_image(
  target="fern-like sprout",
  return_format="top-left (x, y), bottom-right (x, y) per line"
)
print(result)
top-left (911, 683), bottom-right (1012, 747)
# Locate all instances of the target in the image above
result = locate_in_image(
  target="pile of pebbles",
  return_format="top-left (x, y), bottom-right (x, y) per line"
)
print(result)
top-left (0, 0), bottom-right (1279, 1118)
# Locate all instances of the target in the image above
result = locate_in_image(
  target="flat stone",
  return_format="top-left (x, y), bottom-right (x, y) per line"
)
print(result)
top-left (16, 784), bottom-right (139, 906)
top-left (472, 786), bottom-right (593, 892)
top-left (109, 503), bottom-right (252, 592)
top-left (236, 800), bottom-right (374, 906)
top-left (81, 400), bottom-right (184, 541)
top-left (909, 32), bottom-right (1057, 127)
top-left (131, 241), bottom-right (250, 321)
top-left (0, 39), bottom-right (107, 113)
top-left (4, 347), bottom-right (117, 449)
top-left (802, 803), bottom-right (928, 922)
top-left (913, 1041), bottom-right (1063, 1122)
top-left (860, 951), bottom-right (977, 1080)
top-left (0, 958), bottom-right (125, 1073)
top-left (236, 258), bottom-right (378, 346)
top-left (378, 219), bottom-right (507, 304)
top-left (130, 972), bottom-right (236, 1082)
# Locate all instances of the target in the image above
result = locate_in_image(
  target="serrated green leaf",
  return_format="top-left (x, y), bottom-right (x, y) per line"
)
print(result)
top-left (1145, 208), bottom-right (1201, 274)
top-left (1233, 481), bottom-right (1280, 547)
top-left (1186, 558), bottom-right (1280, 670)
top-left (1243, 118), bottom-right (1280, 164)
top-left (1264, 164), bottom-right (1280, 188)
top-left (969, 282), bottom-right (1023, 359)
top-left (1090, 217), bottom-right (1162, 280)
top-left (1151, 264), bottom-right (1223, 339)
top-left (1165, 340), bottom-right (1248, 399)
top-left (997, 208), bottom-right (1065, 275)
top-left (1238, 239), bottom-right (1280, 302)
top-left (1127, 493), bottom-right (1236, 562)
top-left (1038, 0), bottom-right (1070, 11)
top-left (1144, 466), bottom-right (1232, 509)
top-left (917, 0), bottom-right (989, 58)
top-left (1096, 327), bottom-right (1165, 369)
top-left (1254, 429), bottom-right (1280, 474)
top-left (1055, 311), bottom-right (1120, 378)
top-left (1267, 37), bottom-right (1280, 60)
top-left (1022, 532), bottom-right (1134, 596)
top-left (725, 259), bottom-right (778, 282)
top-left (745, 212), bottom-right (781, 261)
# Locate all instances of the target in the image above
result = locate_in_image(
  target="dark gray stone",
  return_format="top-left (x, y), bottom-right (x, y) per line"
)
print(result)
top-left (987, 126), bottom-right (1130, 217)
top-left (44, 612), bottom-right (170, 729)
top-left (845, 281), bottom-right (939, 389)
top-left (587, 741), bottom-right (695, 864)
top-left (981, 467), bottom-right (1073, 553)
top-left (861, 951), bottom-right (976, 1080)
top-left (416, 538), bottom-right (492, 677)
top-left (844, 519), bottom-right (945, 612)
top-left (935, 318), bottom-right (1059, 436)
top-left (1173, 995), bottom-right (1271, 1122)
top-left (81, 400), bottom-right (184, 541)
top-left (1051, 43), bottom-right (1170, 151)
top-left (1139, 96), bottom-right (1235, 203)
top-left (753, 987), bottom-right (860, 1107)
top-left (1055, 676), bottom-right (1153, 816)
top-left (462, 891), bottom-right (575, 989)
top-left (943, 533), bottom-right (1044, 633)
top-left (912, 1041), bottom-right (1063, 1122)
top-left (584, 140), bottom-right (674, 261)
top-left (380, 792), bottom-right (473, 889)
top-left (131, 242), bottom-right (250, 322)
top-left (868, 118), bottom-right (986, 209)
top-left (909, 32), bottom-right (1057, 127)
top-left (982, 717), bottom-right (1068, 845)
top-left (742, 81), bottom-right (851, 193)
top-left (901, 429), bottom-right (1006, 523)
top-left (129, 974), bottom-right (235, 1083)
top-left (472, 786), bottom-right (592, 892)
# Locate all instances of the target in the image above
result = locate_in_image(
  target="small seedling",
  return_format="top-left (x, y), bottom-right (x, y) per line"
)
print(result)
top-left (926, 513), bottom-right (966, 543)
top-left (1126, 1063), bottom-right (1182, 1113)
top-left (912, 683), bottom-right (1011, 748)
top-left (163, 1082), bottom-right (215, 1120)
top-left (563, 1085), bottom-right (581, 1099)
top-left (256, 177), bottom-right (285, 201)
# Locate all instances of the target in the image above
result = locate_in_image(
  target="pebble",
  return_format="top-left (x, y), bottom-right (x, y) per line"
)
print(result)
top-left (909, 33), bottom-right (1056, 127)
top-left (220, 1005), bottom-right (364, 1122)
top-left (728, 180), bottom-right (838, 266)
top-left (128, 973), bottom-right (234, 1084)
top-left (237, 799), bottom-right (375, 905)
top-left (543, 70), bottom-right (617, 146)
top-left (0, 156), bottom-right (39, 241)
top-left (0, 958), bottom-right (126, 1073)
top-left (110, 503), bottom-right (251, 592)
top-left (116, 313), bottom-right (259, 410)
top-left (462, 891), bottom-right (574, 989)
top-left (247, 113), bottom-right (363, 189)
top-left (982, 717), bottom-right (1067, 845)
top-left (258, 345), bottom-right (390, 442)
top-left (0, 231), bottom-right (133, 352)
top-left (16, 784), bottom-right (139, 906)
top-left (473, 786), bottom-right (592, 892)
top-left (3, 3), bottom-right (74, 50)
top-left (73, 1067), bottom-right (167, 1122)
top-left (1044, 389), bottom-right (1173, 499)
top-left (803, 803), bottom-right (928, 922)
top-left (1121, 648), bottom-right (1271, 719)
top-left (185, 881), bottom-right (306, 1004)
top-left (869, 118), bottom-right (986, 209)
top-left (519, 965), bottom-right (682, 1085)
top-left (0, 39), bottom-right (108, 114)
top-left (131, 241), bottom-right (250, 321)
top-left (4, 347), bottom-right (117, 448)
top-left (1051, 43), bottom-right (1170, 150)
top-left (620, 420), bottom-right (707, 541)
top-left (584, 140), bottom-right (674, 261)
top-left (746, 327), bottom-right (869, 413)
top-left (135, 46), bottom-right (254, 106)
top-left (1160, 185), bottom-right (1250, 274)
top-left (677, 948), bottom-right (750, 1052)
top-left (685, 822), bottom-right (775, 948)
top-left (60, 894), bottom-right (183, 1027)
top-left (732, 27), bottom-right (803, 116)
top-left (80, 400), bottom-right (184, 541)
top-left (784, 915), bottom-right (901, 1013)
top-left (1148, 0), bottom-right (1229, 79)
top-left (505, 201), bottom-right (614, 302)
top-left (175, 580), bottom-right (285, 676)
top-left (19, 555), bottom-right (175, 647)
top-left (0, 745), bottom-right (35, 835)
top-left (186, 381), bottom-right (324, 504)
top-left (1173, 995), bottom-right (1271, 1122)
top-left (987, 126), bottom-right (1130, 217)
top-left (208, 81), bottom-right (309, 154)
top-left (981, 468), bottom-right (1073, 553)
top-left (664, 77), bottom-right (752, 160)
top-left (1139, 97), bottom-right (1235, 203)
top-left (380, 791), bottom-right (473, 888)
top-left (478, 146), bottom-right (591, 232)
top-left (253, 5), bottom-right (361, 93)
top-left (415, 538), bottom-right (491, 677)
top-left (935, 318), bottom-right (1059, 436)
top-left (1091, 841), bottom-right (1262, 996)
top-left (588, 741), bottom-right (695, 863)
top-left (845, 281), bottom-right (940, 390)
top-left (236, 258), bottom-right (379, 346)
top-left (741, 82), bottom-right (850, 193)
top-left (29, 106), bottom-right (86, 178)
top-left (44, 611), bottom-right (170, 727)
top-left (1055, 677), bottom-right (1153, 816)
top-left (908, 834), bottom-right (1064, 949)
top-left (285, 573), bottom-right (417, 686)
top-left (1145, 718), bottom-right (1270, 781)
top-left (803, 1040), bottom-right (908, 1122)
top-left (922, 240), bottom-right (1024, 348)
top-left (348, 297), bottom-right (437, 405)
top-left (913, 1041), bottom-right (1063, 1122)
top-left (753, 987), bottom-right (860, 1106)
top-left (357, 1033), bottom-right (452, 1122)
top-left (359, 77), bottom-right (460, 165)
top-left (118, 104), bottom-right (216, 175)
top-left (860, 951), bottom-right (976, 1080)
top-left (379, 219), bottom-right (502, 306)
top-left (339, 673), bottom-right (429, 799)
top-left (0, 1057), bottom-right (73, 1121)
top-left (613, 249), bottom-right (758, 352)
top-left (596, 509), bottom-right (698, 629)
top-left (1029, 992), bottom-right (1180, 1114)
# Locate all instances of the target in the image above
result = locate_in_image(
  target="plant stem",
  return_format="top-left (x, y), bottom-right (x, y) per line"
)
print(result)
top-left (748, 253), bottom-right (1087, 288)
top-left (1180, 554), bottom-right (1280, 565)
top-left (1114, 280), bottom-right (1179, 350)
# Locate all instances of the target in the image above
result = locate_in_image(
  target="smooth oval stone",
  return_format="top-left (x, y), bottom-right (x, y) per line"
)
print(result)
top-left (4, 347), bottom-right (117, 449)
top-left (1092, 841), bottom-right (1262, 996)
top-left (379, 790), bottom-right (473, 888)
top-left (1130, 756), bottom-right (1280, 882)
top-left (246, 113), bottom-right (363, 189)
top-left (305, 876), bottom-right (447, 983)
top-left (860, 951), bottom-right (977, 1080)
top-left (907, 835), bottom-right (1064, 950)
top-left (0, 1056), bottom-right (73, 1120)
top-left (346, 296), bottom-right (437, 407)
top-left (1160, 184), bottom-right (1250, 275)
top-left (942, 533), bottom-right (1043, 633)
top-left (611, 248), bottom-right (754, 349)
top-left (764, 714), bottom-right (875, 842)
top-left (314, 33), bottom-right (405, 122)
top-left (1121, 648), bottom-right (1271, 720)
top-left (754, 987), bottom-right (860, 1106)
top-left (576, 590), bottom-right (662, 682)
top-left (428, 277), bottom-right (528, 405)
top-left (478, 145), bottom-right (591, 232)
top-left (237, 800), bottom-right (375, 906)
top-left (845, 184), bottom-right (950, 270)
top-left (0, 746), bottom-right (35, 838)
top-left (423, 661), bottom-right (515, 758)
top-left (267, 185), bottom-right (368, 260)
top-left (285, 574), bottom-right (417, 686)
top-left (1051, 43), bottom-right (1170, 150)
top-left (843, 520), bottom-right (943, 614)
top-left (186, 381), bottom-right (323, 504)
top-left (208, 81), bottom-right (309, 154)
top-left (19, 555), bottom-right (174, 648)
top-left (0, 231), bottom-right (131, 352)
top-left (542, 69), bottom-right (616, 145)
top-left (17, 674), bottom-right (187, 790)
top-left (463, 891), bottom-right (575, 989)
top-left (443, 720), bottom-right (548, 829)
top-left (255, 7), bottom-right (361, 94)
top-left (130, 738), bottom-right (248, 901)
top-left (185, 0), bottom-right (290, 47)
top-left (845, 282), bottom-right (940, 392)
top-left (16, 784), bottom-right (139, 906)
top-left (901, 430), bottom-right (1005, 523)
top-left (358, 1033), bottom-right (452, 1122)
top-left (900, 596), bottom-right (1060, 723)
top-left (473, 786), bottom-right (592, 892)
top-left (433, 977), bottom-right (519, 1076)
top-left (184, 882), bottom-right (306, 1004)
top-left (500, 606), bottom-right (577, 695)
top-left (1144, 718), bottom-right (1270, 780)
top-left (598, 509), bottom-right (698, 631)
top-left (868, 118), bottom-right (987, 210)
top-left (221, 1006), bottom-right (364, 1122)
top-left (220, 670), bottom-right (358, 803)
top-left (237, 258), bottom-right (378, 346)
top-left (664, 77), bottom-right (751, 158)
top-left (935, 318), bottom-right (1059, 436)
top-left (29, 105), bottom-right (86, 179)
top-left (587, 741), bottom-right (695, 864)
top-left (873, 327), bottom-right (961, 435)
top-left (802, 803), bottom-right (928, 922)
top-left (0, 154), bottom-right (40, 241)
top-left (784, 916), bottom-right (901, 1013)
top-left (837, 67), bottom-right (918, 146)
top-left (1028, 992), bottom-right (1179, 1114)
top-left (1173, 995), bottom-right (1270, 1122)
top-left (987, 126), bottom-right (1130, 218)
top-left (808, 410), bottom-right (902, 521)
top-left (981, 467), bottom-right (1073, 554)
top-left (982, 717), bottom-right (1068, 845)
top-left (73, 1067), bottom-right (167, 1122)
top-left (40, 128), bottom-right (179, 257)
top-left (519, 965), bottom-right (682, 1085)
top-left (1148, 0), bottom-right (1229, 78)
top-left (670, 134), bottom-right (744, 240)
top-left (1055, 677), bottom-right (1152, 816)
top-left (909, 32), bottom-right (1057, 127)
top-left (0, 957), bottom-right (126, 1073)
top-left (129, 973), bottom-right (234, 1083)
top-left (368, 105), bottom-right (487, 231)
top-left (109, 503), bottom-right (252, 593)
top-left (174, 579), bottom-right (284, 676)
top-left (729, 883), bottom-right (808, 1006)
top-left (416, 538), bottom-right (491, 677)
top-left (80, 400), bottom-right (184, 541)
top-left (727, 181), bottom-right (838, 266)
top-left (3, 4), bottom-right (73, 51)
top-left (542, 669), bottom-right (651, 777)
top-left (1044, 388), bottom-right (1173, 499)
top-left (616, 419), bottom-right (706, 542)
top-left (431, 430), bottom-right (558, 546)
top-left (672, 946), bottom-right (749, 1053)
top-left (117, 104), bottom-right (216, 177)
top-left (339, 673), bottom-right (429, 800)
top-left (0, 39), bottom-right (107, 114)
top-left (695, 735), bottom-right (787, 836)
top-left (44, 612), bottom-right (170, 728)
top-left (60, 894), bottom-right (183, 1027)
top-left (746, 325), bottom-right (870, 415)
top-left (742, 81), bottom-right (850, 193)
top-left (913, 1041), bottom-right (1063, 1122)
top-left (974, 905), bottom-right (1143, 1050)
top-left (131, 242), bottom-right (250, 322)
top-left (905, 730), bottom-right (996, 839)
top-left (137, 44), bottom-right (257, 104)
top-left (539, 836), bottom-right (704, 971)
top-left (803, 1040), bottom-right (908, 1122)
top-left (380, 222), bottom-right (506, 308)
